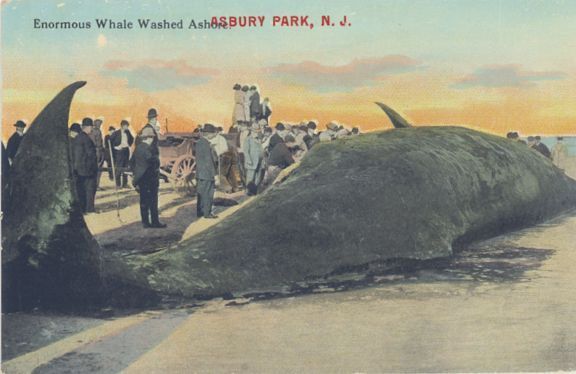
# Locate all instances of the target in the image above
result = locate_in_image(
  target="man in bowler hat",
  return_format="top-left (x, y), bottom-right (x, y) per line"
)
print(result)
top-left (136, 108), bottom-right (160, 156)
top-left (132, 126), bottom-right (166, 228)
top-left (6, 120), bottom-right (26, 164)
top-left (72, 118), bottom-right (98, 213)
top-left (195, 124), bottom-right (219, 219)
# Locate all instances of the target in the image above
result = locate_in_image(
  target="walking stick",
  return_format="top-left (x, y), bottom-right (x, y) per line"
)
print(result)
top-left (108, 138), bottom-right (126, 223)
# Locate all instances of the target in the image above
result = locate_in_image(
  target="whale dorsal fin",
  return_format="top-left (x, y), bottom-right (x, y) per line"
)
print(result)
top-left (375, 102), bottom-right (412, 128)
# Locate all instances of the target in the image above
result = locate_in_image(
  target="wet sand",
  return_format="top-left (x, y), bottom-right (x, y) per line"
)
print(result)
top-left (121, 212), bottom-right (576, 373)
top-left (3, 160), bottom-right (576, 373)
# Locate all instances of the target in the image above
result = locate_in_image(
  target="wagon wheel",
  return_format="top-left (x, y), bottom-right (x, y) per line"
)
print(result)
top-left (170, 155), bottom-right (196, 196)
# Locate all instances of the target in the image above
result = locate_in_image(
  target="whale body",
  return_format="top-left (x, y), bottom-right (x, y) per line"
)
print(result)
top-left (133, 125), bottom-right (576, 297)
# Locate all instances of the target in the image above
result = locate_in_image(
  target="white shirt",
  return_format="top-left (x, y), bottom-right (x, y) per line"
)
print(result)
top-left (210, 134), bottom-right (229, 157)
top-left (319, 131), bottom-right (335, 142)
top-left (115, 130), bottom-right (129, 150)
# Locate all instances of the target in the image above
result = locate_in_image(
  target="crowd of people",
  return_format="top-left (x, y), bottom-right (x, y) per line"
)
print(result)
top-left (505, 131), bottom-right (568, 170)
top-left (6, 90), bottom-right (571, 231)
top-left (1, 89), bottom-right (364, 231)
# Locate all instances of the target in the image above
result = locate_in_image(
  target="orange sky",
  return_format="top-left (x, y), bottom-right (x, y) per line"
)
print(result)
top-left (3, 67), bottom-right (575, 141)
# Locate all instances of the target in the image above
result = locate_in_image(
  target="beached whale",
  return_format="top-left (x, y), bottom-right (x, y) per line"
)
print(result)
top-left (133, 113), bottom-right (576, 298)
top-left (1, 82), bottom-right (153, 311)
top-left (3, 82), bottom-right (576, 308)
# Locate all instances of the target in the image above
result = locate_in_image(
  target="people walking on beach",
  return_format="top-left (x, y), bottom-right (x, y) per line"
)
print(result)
top-left (111, 120), bottom-right (134, 188)
top-left (195, 124), bottom-right (219, 219)
top-left (132, 126), bottom-right (166, 228)
top-left (6, 120), bottom-right (26, 164)
top-left (72, 118), bottom-right (98, 213)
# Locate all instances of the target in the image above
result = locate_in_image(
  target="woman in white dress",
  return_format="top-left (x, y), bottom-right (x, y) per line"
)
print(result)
top-left (232, 83), bottom-right (246, 126)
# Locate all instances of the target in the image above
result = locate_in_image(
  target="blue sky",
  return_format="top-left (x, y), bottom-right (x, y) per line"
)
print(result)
top-left (2, 0), bottom-right (576, 137)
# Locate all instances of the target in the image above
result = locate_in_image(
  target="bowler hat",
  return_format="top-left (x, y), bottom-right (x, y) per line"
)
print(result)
top-left (120, 120), bottom-right (130, 127)
top-left (14, 120), bottom-right (26, 128)
top-left (275, 122), bottom-right (285, 131)
top-left (82, 117), bottom-right (94, 127)
top-left (203, 123), bottom-right (217, 133)
top-left (147, 108), bottom-right (158, 119)
top-left (108, 126), bottom-right (116, 131)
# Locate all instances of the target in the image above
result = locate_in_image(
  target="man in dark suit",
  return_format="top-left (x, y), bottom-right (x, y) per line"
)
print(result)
top-left (136, 108), bottom-right (160, 156)
top-left (528, 136), bottom-right (552, 159)
top-left (72, 118), bottom-right (98, 213)
top-left (6, 120), bottom-right (26, 164)
top-left (249, 86), bottom-right (261, 122)
top-left (110, 120), bottom-right (134, 188)
top-left (195, 124), bottom-right (218, 219)
top-left (257, 97), bottom-right (272, 124)
top-left (534, 136), bottom-right (551, 159)
top-left (267, 122), bottom-right (286, 152)
top-left (2, 142), bottom-right (10, 209)
top-left (132, 126), bottom-right (166, 228)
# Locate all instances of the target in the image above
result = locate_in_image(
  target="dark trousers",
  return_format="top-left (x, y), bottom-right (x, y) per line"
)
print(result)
top-left (104, 151), bottom-right (114, 180)
top-left (114, 149), bottom-right (130, 187)
top-left (76, 175), bottom-right (97, 213)
top-left (219, 152), bottom-right (239, 191)
top-left (95, 151), bottom-right (104, 190)
top-left (139, 180), bottom-right (160, 225)
top-left (196, 178), bottom-right (215, 217)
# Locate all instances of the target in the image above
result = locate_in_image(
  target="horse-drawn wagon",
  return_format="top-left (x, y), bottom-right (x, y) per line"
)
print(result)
top-left (157, 131), bottom-right (241, 195)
